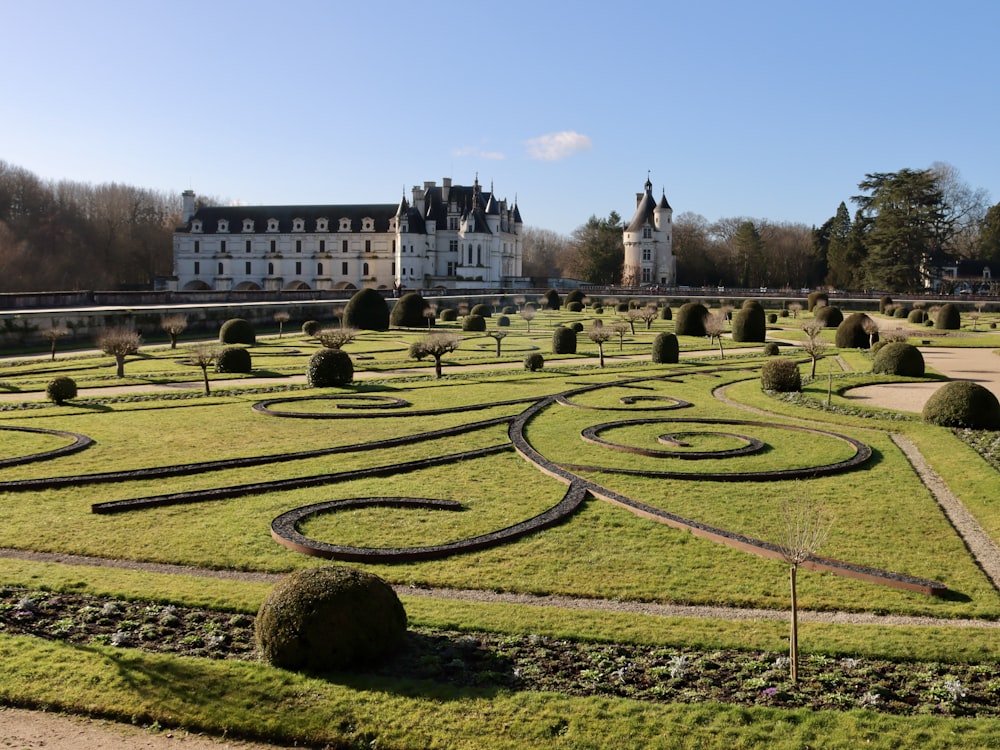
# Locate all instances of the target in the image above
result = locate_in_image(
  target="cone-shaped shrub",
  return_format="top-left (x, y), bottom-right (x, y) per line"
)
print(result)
top-left (307, 348), bottom-right (354, 386)
top-left (219, 318), bottom-right (255, 345)
top-left (344, 288), bottom-right (389, 331)
top-left (675, 302), bottom-right (708, 337)
top-left (389, 292), bottom-right (429, 327)
top-left (552, 325), bottom-right (577, 354)
top-left (255, 566), bottom-right (406, 672)
top-left (835, 313), bottom-right (876, 349)
top-left (732, 306), bottom-right (766, 342)
top-left (923, 381), bottom-right (1000, 429)
top-left (872, 342), bottom-right (924, 377)
top-left (652, 332), bottom-right (679, 363)
top-left (760, 358), bottom-right (802, 392)
top-left (935, 303), bottom-right (961, 330)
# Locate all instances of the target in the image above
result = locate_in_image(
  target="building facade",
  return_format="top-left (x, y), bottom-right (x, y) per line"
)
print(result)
top-left (622, 177), bottom-right (675, 287)
top-left (171, 177), bottom-right (523, 292)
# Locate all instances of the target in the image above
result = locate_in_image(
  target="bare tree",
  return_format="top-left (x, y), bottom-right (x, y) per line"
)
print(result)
top-left (41, 325), bottom-right (69, 360)
top-left (273, 311), bottom-right (290, 339)
top-left (610, 320), bottom-right (629, 351)
top-left (637, 303), bottom-right (659, 330)
top-left (97, 327), bottom-right (142, 377)
top-left (409, 333), bottom-right (462, 378)
top-left (316, 327), bottom-right (358, 350)
top-left (624, 308), bottom-right (643, 335)
top-left (800, 320), bottom-right (827, 378)
top-left (704, 312), bottom-right (727, 358)
top-left (486, 327), bottom-right (509, 356)
top-left (423, 304), bottom-right (438, 329)
top-left (587, 324), bottom-right (614, 367)
top-left (190, 344), bottom-right (218, 394)
top-left (519, 305), bottom-right (537, 333)
top-left (768, 495), bottom-right (833, 683)
top-left (788, 302), bottom-right (802, 319)
top-left (160, 314), bottom-right (188, 349)
top-left (331, 305), bottom-right (345, 328)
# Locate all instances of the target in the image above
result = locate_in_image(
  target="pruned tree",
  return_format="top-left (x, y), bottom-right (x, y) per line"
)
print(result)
top-left (97, 327), bottom-right (142, 377)
top-left (41, 325), bottom-right (69, 361)
top-left (487, 328), bottom-right (508, 356)
top-left (423, 304), bottom-right (438, 329)
top-left (160, 314), bottom-right (188, 349)
top-left (610, 319), bottom-right (629, 351)
top-left (587, 324), bottom-right (614, 367)
top-left (800, 320), bottom-right (827, 378)
top-left (519, 305), bottom-right (537, 333)
top-left (788, 302), bottom-right (803, 319)
top-left (704, 312), bottom-right (727, 359)
top-left (316, 327), bottom-right (358, 350)
top-left (190, 344), bottom-right (218, 395)
top-left (273, 311), bottom-right (290, 338)
top-left (408, 333), bottom-right (462, 378)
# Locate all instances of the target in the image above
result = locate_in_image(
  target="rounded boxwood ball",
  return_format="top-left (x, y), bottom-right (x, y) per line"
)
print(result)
top-left (255, 566), bottom-right (407, 672)
top-left (814, 305), bottom-right (844, 328)
top-left (871, 342), bottom-right (924, 377)
top-left (462, 314), bottom-right (486, 332)
top-left (652, 332), bottom-right (679, 363)
top-left (908, 309), bottom-right (927, 325)
top-left (835, 313), bottom-right (876, 349)
top-left (923, 381), bottom-right (1000, 429)
top-left (302, 320), bottom-right (321, 337)
top-left (307, 348), bottom-right (354, 386)
top-left (470, 303), bottom-right (492, 318)
top-left (675, 302), bottom-right (708, 337)
top-left (439, 308), bottom-right (458, 322)
top-left (389, 292), bottom-right (429, 328)
top-left (935, 302), bottom-right (961, 330)
top-left (763, 342), bottom-right (780, 356)
top-left (216, 346), bottom-right (252, 373)
top-left (760, 358), bottom-right (801, 392)
top-left (344, 288), bottom-right (390, 331)
top-left (219, 318), bottom-right (255, 345)
top-left (524, 352), bottom-right (544, 371)
top-left (46, 376), bottom-right (77, 404)
top-left (567, 301), bottom-right (583, 312)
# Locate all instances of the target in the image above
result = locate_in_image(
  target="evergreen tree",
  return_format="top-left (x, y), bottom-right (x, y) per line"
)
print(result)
top-left (733, 220), bottom-right (764, 288)
top-left (824, 202), bottom-right (856, 290)
top-left (569, 212), bottom-right (623, 284)
top-left (979, 202), bottom-right (1000, 262)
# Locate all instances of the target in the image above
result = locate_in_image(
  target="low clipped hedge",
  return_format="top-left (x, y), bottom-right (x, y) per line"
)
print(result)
top-left (219, 318), bottom-right (255, 345)
top-left (760, 358), bottom-right (802, 392)
top-left (923, 381), bottom-right (1000, 429)
top-left (871, 342), bottom-right (925, 377)
top-left (675, 302), bottom-right (708, 337)
top-left (216, 346), bottom-right (252, 373)
top-left (255, 566), bottom-right (406, 672)
top-left (46, 376), bottom-right (77, 404)
top-left (462, 314), bottom-right (487, 332)
top-left (935, 302), bottom-right (962, 330)
top-left (651, 332), bottom-right (679, 364)
top-left (552, 325), bottom-right (577, 354)
top-left (307, 348), bottom-right (354, 386)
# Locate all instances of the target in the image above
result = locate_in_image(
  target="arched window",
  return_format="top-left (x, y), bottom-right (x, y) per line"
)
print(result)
top-left (317, 262), bottom-right (324, 275)
top-left (218, 262), bottom-right (224, 274)
top-left (268, 262), bottom-right (274, 275)
top-left (363, 262), bottom-right (370, 276)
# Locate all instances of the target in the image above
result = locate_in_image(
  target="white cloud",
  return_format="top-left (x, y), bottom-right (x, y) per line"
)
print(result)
top-left (524, 131), bottom-right (593, 161)
top-left (452, 146), bottom-right (506, 160)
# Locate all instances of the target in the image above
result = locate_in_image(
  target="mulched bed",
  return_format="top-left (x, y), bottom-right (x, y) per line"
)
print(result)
top-left (3, 587), bottom-right (999, 718)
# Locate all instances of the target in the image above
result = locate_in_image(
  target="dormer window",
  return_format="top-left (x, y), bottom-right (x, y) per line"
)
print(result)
top-left (191, 220), bottom-right (203, 233)
top-left (217, 219), bottom-right (229, 233)
top-left (316, 218), bottom-right (329, 232)
top-left (292, 218), bottom-right (305, 232)
top-left (242, 219), bottom-right (255, 232)
top-left (339, 218), bottom-right (352, 231)
top-left (361, 217), bottom-right (374, 232)
top-left (267, 218), bottom-right (279, 232)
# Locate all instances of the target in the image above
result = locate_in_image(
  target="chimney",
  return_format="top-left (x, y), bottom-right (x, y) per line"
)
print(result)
top-left (442, 177), bottom-right (451, 202)
top-left (182, 190), bottom-right (196, 223)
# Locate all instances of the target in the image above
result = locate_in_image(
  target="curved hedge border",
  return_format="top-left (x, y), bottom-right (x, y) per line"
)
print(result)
top-left (0, 425), bottom-right (94, 468)
top-left (581, 422), bottom-right (766, 459)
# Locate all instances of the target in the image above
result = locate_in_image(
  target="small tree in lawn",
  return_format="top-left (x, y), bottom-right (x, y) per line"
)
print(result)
top-left (41, 326), bottom-right (69, 361)
top-left (788, 302), bottom-right (802, 319)
top-left (316, 327), bottom-right (358, 350)
top-left (800, 320), bottom-right (827, 379)
top-left (191, 344), bottom-right (218, 395)
top-left (704, 312), bottom-right (727, 358)
top-left (767, 494), bottom-right (833, 684)
top-left (487, 327), bottom-right (508, 356)
top-left (97, 327), bottom-right (142, 377)
top-left (520, 305), bottom-right (537, 333)
top-left (161, 314), bottom-right (188, 349)
top-left (611, 319), bottom-right (629, 351)
top-left (587, 324), bottom-right (613, 367)
top-left (409, 333), bottom-right (462, 378)
top-left (638, 303), bottom-right (658, 330)
top-left (423, 304), bottom-right (438, 329)
top-left (624, 308), bottom-right (644, 334)
top-left (331, 305), bottom-right (345, 328)
top-left (273, 311), bottom-right (290, 338)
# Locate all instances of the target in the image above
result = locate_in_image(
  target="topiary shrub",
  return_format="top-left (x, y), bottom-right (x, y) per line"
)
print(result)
top-left (908, 308), bottom-right (928, 325)
top-left (616, 302), bottom-right (630, 313)
top-left (879, 295), bottom-right (894, 314)
top-left (767, 313), bottom-right (778, 324)
top-left (871, 342), bottom-right (925, 377)
top-left (593, 305), bottom-right (604, 315)
top-left (552, 325), bottom-right (577, 354)
top-left (565, 289), bottom-right (584, 306)
top-left (344, 288), bottom-right (390, 331)
top-left (732, 306), bottom-right (766, 342)
top-left (461, 314), bottom-right (486, 332)
top-left (893, 305), bottom-right (910, 319)
top-left (567, 301), bottom-right (583, 313)
top-left (543, 289), bottom-right (561, 310)
top-left (807, 292), bottom-right (828, 312)
top-left (389, 292), bottom-right (429, 328)
top-left (307, 348), bottom-right (354, 386)
top-left (935, 302), bottom-right (961, 330)
top-left (780, 309), bottom-right (789, 318)
top-left (569, 321), bottom-right (583, 333)
top-left (216, 346), bottom-right (252, 373)
top-left (470, 303), bottom-right (492, 318)
top-left (46, 376), bottom-right (77, 404)
top-left (502, 306), bottom-right (516, 315)
top-left (219, 318), bottom-right (255, 345)
top-left (659, 306), bottom-right (672, 321)
top-left (675, 302), bottom-right (709, 337)
top-left (760, 358), bottom-right (802, 392)
top-left (742, 299), bottom-right (764, 313)
top-left (923, 381), bottom-right (1000, 429)
top-left (302, 320), bottom-right (321, 337)
top-left (524, 352), bottom-right (544, 371)
top-left (651, 332), bottom-right (679, 364)
top-left (763, 342), bottom-right (780, 356)
top-left (497, 315), bottom-right (510, 327)
top-left (835, 312), bottom-right (876, 349)
top-left (992, 322), bottom-right (997, 330)
top-left (255, 566), bottom-right (406, 672)
top-left (439, 308), bottom-right (458, 322)
top-left (814, 305), bottom-right (844, 328)
top-left (924, 318), bottom-right (934, 327)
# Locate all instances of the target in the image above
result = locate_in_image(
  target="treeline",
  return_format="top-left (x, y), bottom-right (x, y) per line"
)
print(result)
top-left (0, 161), bottom-right (182, 292)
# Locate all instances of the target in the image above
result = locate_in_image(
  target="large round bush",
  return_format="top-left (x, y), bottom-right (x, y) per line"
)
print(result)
top-left (935, 302), bottom-right (961, 330)
top-left (675, 302), bottom-right (708, 337)
top-left (814, 305), bottom-right (844, 328)
top-left (46, 376), bottom-right (77, 404)
top-left (462, 314), bottom-right (487, 332)
top-left (552, 325), bottom-right (577, 354)
top-left (835, 313), bottom-right (877, 349)
top-left (908, 309), bottom-right (928, 325)
top-left (307, 348), bottom-right (354, 386)
top-left (389, 292), bottom-right (429, 328)
top-left (470, 303), bottom-right (492, 318)
top-left (255, 566), bottom-right (406, 672)
top-left (565, 289), bottom-right (585, 306)
top-left (652, 332), bottom-right (679, 364)
top-left (439, 308), bottom-right (458, 322)
top-left (893, 305), bottom-right (910, 319)
top-left (871, 343), bottom-right (925, 377)
top-left (922, 381), bottom-right (1000, 429)
top-left (543, 289), bottom-right (561, 310)
top-left (567, 301), bottom-right (584, 313)
top-left (215, 346), bottom-right (252, 373)
top-left (302, 320), bottom-right (321, 337)
top-left (731, 306), bottom-right (766, 342)
top-left (219, 318), bottom-right (255, 345)
top-left (760, 358), bottom-right (802, 392)
top-left (344, 288), bottom-right (390, 331)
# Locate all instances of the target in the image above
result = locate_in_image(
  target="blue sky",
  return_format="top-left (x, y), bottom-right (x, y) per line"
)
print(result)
top-left (2, 0), bottom-right (998, 236)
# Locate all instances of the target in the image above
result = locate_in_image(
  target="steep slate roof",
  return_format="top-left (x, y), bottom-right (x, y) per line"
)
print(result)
top-left (626, 180), bottom-right (658, 232)
top-left (179, 203), bottom-right (398, 234)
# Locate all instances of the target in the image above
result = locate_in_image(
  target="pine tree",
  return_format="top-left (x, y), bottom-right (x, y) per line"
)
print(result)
top-left (824, 202), bottom-right (855, 289)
